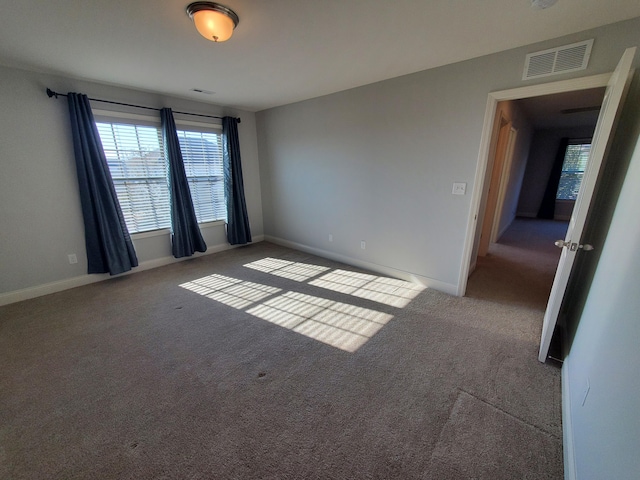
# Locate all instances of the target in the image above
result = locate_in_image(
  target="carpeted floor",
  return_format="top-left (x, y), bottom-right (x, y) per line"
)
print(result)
top-left (0, 219), bottom-right (565, 479)
top-left (466, 218), bottom-right (568, 310)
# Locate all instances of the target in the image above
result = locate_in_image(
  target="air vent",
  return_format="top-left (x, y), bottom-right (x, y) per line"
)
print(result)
top-left (523, 39), bottom-right (593, 80)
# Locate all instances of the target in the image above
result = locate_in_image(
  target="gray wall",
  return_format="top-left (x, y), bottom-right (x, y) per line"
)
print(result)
top-left (0, 66), bottom-right (263, 296)
top-left (556, 70), bottom-right (640, 480)
top-left (563, 125), bottom-right (640, 480)
top-left (256, 17), bottom-right (640, 293)
top-left (517, 126), bottom-right (596, 218)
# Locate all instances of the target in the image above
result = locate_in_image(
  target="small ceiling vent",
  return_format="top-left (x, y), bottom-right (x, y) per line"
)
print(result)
top-left (523, 39), bottom-right (593, 80)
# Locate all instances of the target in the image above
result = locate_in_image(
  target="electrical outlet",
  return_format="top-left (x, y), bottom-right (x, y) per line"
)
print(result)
top-left (360, 241), bottom-right (366, 250)
top-left (68, 254), bottom-right (78, 264)
top-left (452, 182), bottom-right (467, 195)
top-left (328, 234), bottom-right (333, 242)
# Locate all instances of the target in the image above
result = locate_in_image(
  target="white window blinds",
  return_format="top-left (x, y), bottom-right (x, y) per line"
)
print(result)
top-left (97, 122), bottom-right (171, 233)
top-left (96, 121), bottom-right (225, 234)
top-left (177, 130), bottom-right (226, 224)
top-left (557, 142), bottom-right (591, 200)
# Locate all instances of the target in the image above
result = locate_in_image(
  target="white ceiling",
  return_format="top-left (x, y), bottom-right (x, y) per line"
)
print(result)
top-left (1, 1), bottom-right (639, 112)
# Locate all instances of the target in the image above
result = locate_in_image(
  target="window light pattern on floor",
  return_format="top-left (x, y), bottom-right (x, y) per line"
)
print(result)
top-left (308, 269), bottom-right (424, 308)
top-left (243, 258), bottom-right (330, 282)
top-left (246, 291), bottom-right (393, 352)
top-left (178, 258), bottom-right (412, 352)
top-left (180, 274), bottom-right (281, 310)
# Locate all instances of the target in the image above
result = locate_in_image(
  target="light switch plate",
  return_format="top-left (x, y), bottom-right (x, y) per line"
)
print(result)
top-left (452, 182), bottom-right (467, 195)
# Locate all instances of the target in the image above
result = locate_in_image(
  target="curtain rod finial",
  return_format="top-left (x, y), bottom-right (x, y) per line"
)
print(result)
top-left (46, 88), bottom-right (58, 99)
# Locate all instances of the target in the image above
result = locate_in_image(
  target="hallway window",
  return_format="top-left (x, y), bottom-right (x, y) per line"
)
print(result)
top-left (557, 142), bottom-right (591, 200)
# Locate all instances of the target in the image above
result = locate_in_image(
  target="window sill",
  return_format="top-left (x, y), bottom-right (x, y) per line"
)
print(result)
top-left (131, 228), bottom-right (171, 240)
top-left (131, 221), bottom-right (225, 240)
top-left (199, 220), bottom-right (226, 229)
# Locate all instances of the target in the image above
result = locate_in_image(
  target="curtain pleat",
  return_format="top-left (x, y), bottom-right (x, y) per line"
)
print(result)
top-left (67, 93), bottom-right (138, 275)
top-left (538, 137), bottom-right (569, 219)
top-left (161, 108), bottom-right (207, 258)
top-left (222, 117), bottom-right (252, 245)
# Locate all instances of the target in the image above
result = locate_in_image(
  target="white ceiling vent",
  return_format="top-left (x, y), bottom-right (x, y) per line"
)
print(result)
top-left (523, 39), bottom-right (593, 80)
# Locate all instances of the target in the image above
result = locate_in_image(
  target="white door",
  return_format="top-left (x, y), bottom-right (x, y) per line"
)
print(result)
top-left (538, 47), bottom-right (636, 363)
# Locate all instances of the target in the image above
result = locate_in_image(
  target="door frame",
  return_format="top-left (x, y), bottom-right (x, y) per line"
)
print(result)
top-left (457, 73), bottom-right (611, 296)
top-left (491, 126), bottom-right (518, 243)
top-left (478, 115), bottom-right (512, 257)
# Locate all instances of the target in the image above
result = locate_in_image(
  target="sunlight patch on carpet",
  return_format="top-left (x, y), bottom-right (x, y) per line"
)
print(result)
top-left (180, 274), bottom-right (393, 352)
top-left (180, 274), bottom-right (281, 309)
top-left (309, 269), bottom-right (425, 307)
top-left (246, 291), bottom-right (393, 352)
top-left (244, 258), bottom-right (425, 308)
top-left (243, 258), bottom-right (330, 282)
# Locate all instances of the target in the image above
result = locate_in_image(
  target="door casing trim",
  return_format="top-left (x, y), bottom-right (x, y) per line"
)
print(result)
top-left (457, 73), bottom-right (611, 296)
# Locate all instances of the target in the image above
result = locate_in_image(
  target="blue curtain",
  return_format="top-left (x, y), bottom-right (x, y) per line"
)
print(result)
top-left (223, 116), bottom-right (252, 245)
top-left (161, 108), bottom-right (207, 258)
top-left (67, 93), bottom-right (138, 275)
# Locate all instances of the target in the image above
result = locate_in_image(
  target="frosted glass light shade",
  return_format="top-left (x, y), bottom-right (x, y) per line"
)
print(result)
top-left (192, 10), bottom-right (234, 42)
top-left (531, 0), bottom-right (558, 9)
top-left (187, 2), bottom-right (239, 43)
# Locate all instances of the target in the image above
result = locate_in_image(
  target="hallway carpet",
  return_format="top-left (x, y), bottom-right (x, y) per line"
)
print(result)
top-left (467, 218), bottom-right (568, 310)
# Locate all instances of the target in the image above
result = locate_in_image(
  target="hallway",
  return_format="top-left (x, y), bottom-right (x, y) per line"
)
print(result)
top-left (467, 218), bottom-right (569, 311)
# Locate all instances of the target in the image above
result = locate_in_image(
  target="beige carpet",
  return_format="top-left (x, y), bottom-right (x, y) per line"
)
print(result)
top-left (467, 218), bottom-right (568, 310)
top-left (430, 391), bottom-right (562, 479)
top-left (0, 219), bottom-right (564, 479)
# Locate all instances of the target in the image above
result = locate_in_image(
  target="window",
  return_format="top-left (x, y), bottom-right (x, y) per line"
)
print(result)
top-left (97, 122), bottom-right (170, 233)
top-left (96, 120), bottom-right (225, 234)
top-left (556, 141), bottom-right (591, 200)
top-left (176, 130), bottom-right (225, 224)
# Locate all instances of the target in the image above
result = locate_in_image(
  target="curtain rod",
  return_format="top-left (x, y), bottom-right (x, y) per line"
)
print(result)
top-left (45, 88), bottom-right (240, 123)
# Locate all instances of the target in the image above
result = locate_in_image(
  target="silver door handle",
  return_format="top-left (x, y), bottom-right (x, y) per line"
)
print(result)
top-left (554, 240), bottom-right (594, 251)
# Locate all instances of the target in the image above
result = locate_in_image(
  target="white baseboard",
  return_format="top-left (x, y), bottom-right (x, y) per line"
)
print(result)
top-left (496, 216), bottom-right (514, 241)
top-left (468, 260), bottom-right (477, 276)
top-left (264, 235), bottom-right (459, 296)
top-left (0, 236), bottom-right (264, 306)
top-left (562, 356), bottom-right (577, 480)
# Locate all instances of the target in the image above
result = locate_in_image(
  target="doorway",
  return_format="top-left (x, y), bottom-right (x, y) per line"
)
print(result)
top-left (458, 73), bottom-right (611, 297)
top-left (466, 88), bottom-right (605, 306)
top-left (460, 46), bottom-right (635, 363)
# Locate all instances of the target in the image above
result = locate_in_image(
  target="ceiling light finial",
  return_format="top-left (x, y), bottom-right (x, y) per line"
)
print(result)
top-left (531, 0), bottom-right (559, 9)
top-left (186, 2), bottom-right (239, 42)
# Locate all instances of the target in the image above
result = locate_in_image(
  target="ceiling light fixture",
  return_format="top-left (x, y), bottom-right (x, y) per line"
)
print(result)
top-left (186, 2), bottom-right (239, 42)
